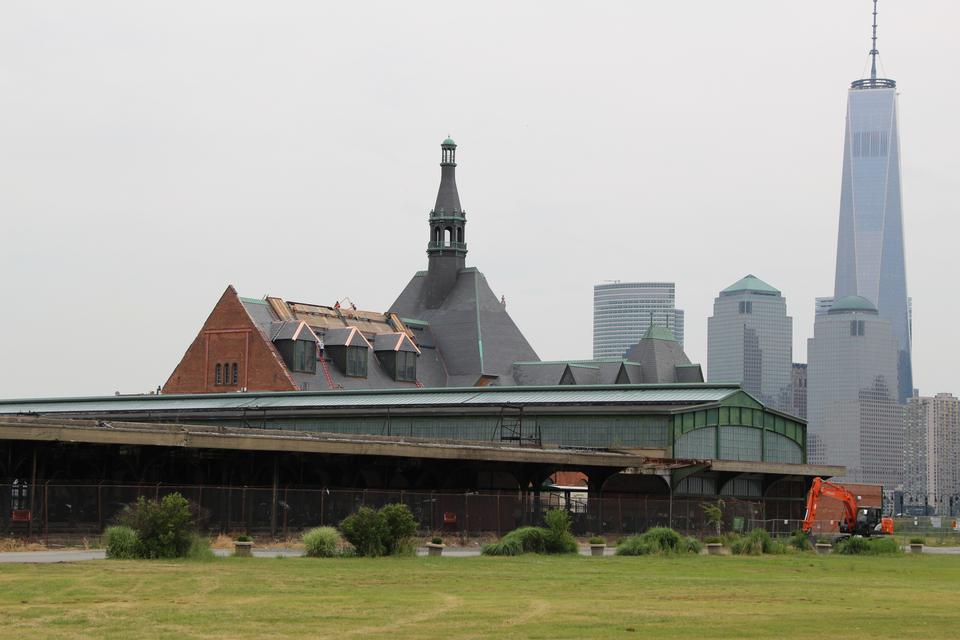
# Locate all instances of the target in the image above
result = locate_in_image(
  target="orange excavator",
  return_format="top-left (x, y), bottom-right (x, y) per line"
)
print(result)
top-left (802, 477), bottom-right (894, 538)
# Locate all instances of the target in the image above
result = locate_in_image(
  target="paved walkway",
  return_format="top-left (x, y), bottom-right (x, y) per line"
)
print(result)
top-left (2, 545), bottom-right (955, 563)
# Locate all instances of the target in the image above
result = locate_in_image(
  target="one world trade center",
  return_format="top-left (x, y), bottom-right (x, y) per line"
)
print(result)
top-left (833, 1), bottom-right (912, 402)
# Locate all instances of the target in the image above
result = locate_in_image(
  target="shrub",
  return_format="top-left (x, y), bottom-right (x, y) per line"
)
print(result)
top-left (303, 527), bottom-right (342, 558)
top-left (704, 535), bottom-right (722, 545)
top-left (909, 537), bottom-right (925, 545)
top-left (379, 503), bottom-right (417, 555)
top-left (588, 536), bottom-right (606, 545)
top-left (431, 536), bottom-right (444, 545)
top-left (615, 527), bottom-right (699, 556)
top-left (543, 509), bottom-right (578, 554)
top-left (683, 536), bottom-right (703, 554)
top-left (730, 529), bottom-right (777, 555)
top-left (104, 525), bottom-right (139, 559)
top-left (790, 530), bottom-right (813, 551)
top-left (117, 492), bottom-right (196, 559)
top-left (836, 536), bottom-right (901, 555)
top-left (700, 499), bottom-right (725, 536)
top-left (187, 535), bottom-right (215, 561)
top-left (235, 534), bottom-right (252, 543)
top-left (615, 536), bottom-right (655, 556)
top-left (340, 507), bottom-right (388, 557)
top-left (481, 537), bottom-right (523, 556)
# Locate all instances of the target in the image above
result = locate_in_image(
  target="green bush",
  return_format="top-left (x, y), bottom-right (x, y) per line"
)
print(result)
top-left (481, 537), bottom-right (523, 556)
top-left (104, 525), bottom-right (140, 559)
top-left (303, 526), bottom-right (342, 557)
top-left (704, 535), bottom-right (722, 545)
top-left (615, 536), bottom-right (655, 556)
top-left (187, 535), bottom-right (215, 561)
top-left (379, 503), bottom-right (417, 555)
top-left (790, 530), bottom-right (813, 551)
top-left (340, 507), bottom-right (388, 557)
top-left (835, 536), bottom-right (901, 555)
top-left (338, 503), bottom-right (418, 557)
top-left (615, 527), bottom-right (699, 556)
top-left (730, 529), bottom-right (777, 555)
top-left (431, 536), bottom-right (444, 545)
top-left (909, 537), bottom-right (926, 545)
top-left (683, 536), bottom-right (703, 554)
top-left (235, 534), bottom-right (252, 543)
top-left (588, 536), bottom-right (606, 545)
top-left (117, 492), bottom-right (196, 559)
top-left (543, 509), bottom-right (578, 554)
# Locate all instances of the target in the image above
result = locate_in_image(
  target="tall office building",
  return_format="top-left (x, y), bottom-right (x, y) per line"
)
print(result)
top-left (815, 297), bottom-right (834, 317)
top-left (707, 275), bottom-right (792, 411)
top-left (593, 282), bottom-right (684, 358)
top-left (832, 1), bottom-right (912, 402)
top-left (904, 394), bottom-right (960, 515)
top-left (807, 296), bottom-right (902, 486)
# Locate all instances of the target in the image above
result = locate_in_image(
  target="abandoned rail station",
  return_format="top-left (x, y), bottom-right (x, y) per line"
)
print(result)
top-left (0, 384), bottom-right (840, 536)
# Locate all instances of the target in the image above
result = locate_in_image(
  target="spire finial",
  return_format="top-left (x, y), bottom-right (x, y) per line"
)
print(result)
top-left (870, 0), bottom-right (879, 81)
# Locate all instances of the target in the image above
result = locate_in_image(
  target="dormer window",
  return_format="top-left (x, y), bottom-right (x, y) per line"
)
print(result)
top-left (271, 321), bottom-right (319, 374)
top-left (346, 346), bottom-right (368, 377)
top-left (373, 332), bottom-right (420, 382)
top-left (292, 340), bottom-right (317, 373)
top-left (396, 350), bottom-right (417, 381)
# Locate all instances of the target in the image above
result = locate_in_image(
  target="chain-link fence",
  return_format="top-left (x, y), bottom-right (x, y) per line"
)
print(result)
top-left (1, 482), bottom-right (801, 540)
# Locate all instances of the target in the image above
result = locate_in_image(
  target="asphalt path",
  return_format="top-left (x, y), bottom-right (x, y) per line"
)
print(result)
top-left (2, 545), bottom-right (957, 563)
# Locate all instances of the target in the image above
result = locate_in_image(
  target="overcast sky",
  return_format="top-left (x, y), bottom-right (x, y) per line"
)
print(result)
top-left (1, 1), bottom-right (957, 399)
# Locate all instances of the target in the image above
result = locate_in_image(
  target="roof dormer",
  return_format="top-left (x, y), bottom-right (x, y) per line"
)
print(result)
top-left (271, 321), bottom-right (318, 374)
top-left (374, 333), bottom-right (420, 382)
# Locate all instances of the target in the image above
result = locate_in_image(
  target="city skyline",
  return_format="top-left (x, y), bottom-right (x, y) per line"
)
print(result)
top-left (1, 2), bottom-right (957, 398)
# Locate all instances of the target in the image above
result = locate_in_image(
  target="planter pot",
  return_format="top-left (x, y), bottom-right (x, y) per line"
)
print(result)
top-left (589, 544), bottom-right (606, 557)
top-left (707, 543), bottom-right (723, 556)
top-left (234, 541), bottom-right (253, 557)
top-left (815, 543), bottom-right (832, 555)
top-left (426, 543), bottom-right (445, 557)
top-left (910, 543), bottom-right (923, 554)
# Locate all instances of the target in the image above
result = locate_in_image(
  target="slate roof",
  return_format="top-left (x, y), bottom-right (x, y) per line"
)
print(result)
top-left (270, 321), bottom-right (318, 342)
top-left (373, 333), bottom-right (420, 353)
top-left (389, 267), bottom-right (538, 384)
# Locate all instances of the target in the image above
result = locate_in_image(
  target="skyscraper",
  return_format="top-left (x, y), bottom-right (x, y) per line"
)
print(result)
top-left (904, 393), bottom-right (960, 515)
top-left (592, 282), bottom-right (684, 358)
top-left (807, 296), bottom-right (902, 486)
top-left (832, 1), bottom-right (912, 402)
top-left (707, 275), bottom-right (792, 412)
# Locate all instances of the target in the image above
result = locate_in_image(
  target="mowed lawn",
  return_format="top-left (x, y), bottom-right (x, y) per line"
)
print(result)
top-left (1, 554), bottom-right (958, 639)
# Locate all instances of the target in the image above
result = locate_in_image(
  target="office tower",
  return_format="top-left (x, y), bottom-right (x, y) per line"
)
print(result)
top-left (815, 297), bottom-right (834, 317)
top-left (832, 1), bottom-right (912, 401)
top-left (904, 394), bottom-right (960, 515)
top-left (593, 282), bottom-right (684, 358)
top-left (791, 363), bottom-right (808, 420)
top-left (707, 275), bottom-right (792, 411)
top-left (807, 296), bottom-right (902, 486)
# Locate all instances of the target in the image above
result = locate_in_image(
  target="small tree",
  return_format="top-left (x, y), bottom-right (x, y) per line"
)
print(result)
top-left (117, 492), bottom-right (196, 559)
top-left (700, 499), bottom-right (725, 537)
top-left (340, 506), bottom-right (388, 557)
top-left (379, 503), bottom-right (417, 555)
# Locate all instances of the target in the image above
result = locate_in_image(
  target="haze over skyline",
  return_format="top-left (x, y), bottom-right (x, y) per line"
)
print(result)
top-left (1, 1), bottom-right (957, 398)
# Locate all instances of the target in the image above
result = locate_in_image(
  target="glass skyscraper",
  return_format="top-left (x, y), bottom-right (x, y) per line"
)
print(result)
top-left (833, 10), bottom-right (912, 402)
top-left (593, 282), bottom-right (684, 359)
top-left (707, 275), bottom-right (793, 413)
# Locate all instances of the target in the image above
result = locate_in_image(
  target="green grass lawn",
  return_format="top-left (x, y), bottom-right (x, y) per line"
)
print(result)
top-left (1, 554), bottom-right (958, 639)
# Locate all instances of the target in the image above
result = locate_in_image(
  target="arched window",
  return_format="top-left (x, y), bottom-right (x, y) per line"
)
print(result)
top-left (232, 363), bottom-right (238, 385)
top-left (444, 227), bottom-right (453, 246)
top-left (215, 363), bottom-right (222, 385)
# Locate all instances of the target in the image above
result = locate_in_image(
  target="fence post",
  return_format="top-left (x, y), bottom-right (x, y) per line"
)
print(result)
top-left (28, 448), bottom-right (37, 538)
top-left (97, 482), bottom-right (104, 532)
top-left (43, 481), bottom-right (49, 541)
top-left (497, 491), bottom-right (501, 536)
top-left (320, 488), bottom-right (325, 526)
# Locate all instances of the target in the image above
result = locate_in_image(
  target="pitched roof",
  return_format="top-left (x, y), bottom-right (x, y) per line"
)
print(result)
top-left (324, 327), bottom-right (372, 348)
top-left (720, 274), bottom-right (781, 296)
top-left (373, 332), bottom-right (420, 353)
top-left (270, 320), bottom-right (318, 342)
top-left (642, 326), bottom-right (678, 342)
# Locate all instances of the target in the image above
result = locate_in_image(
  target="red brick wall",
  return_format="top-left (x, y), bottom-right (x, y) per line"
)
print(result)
top-left (162, 286), bottom-right (297, 394)
top-left (813, 482), bottom-right (884, 533)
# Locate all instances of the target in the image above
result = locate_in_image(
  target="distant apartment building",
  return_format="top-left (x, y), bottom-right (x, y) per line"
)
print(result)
top-left (593, 282), bottom-right (684, 358)
top-left (807, 295), bottom-right (903, 487)
top-left (791, 363), bottom-right (807, 420)
top-left (904, 393), bottom-right (960, 515)
top-left (707, 275), bottom-right (792, 411)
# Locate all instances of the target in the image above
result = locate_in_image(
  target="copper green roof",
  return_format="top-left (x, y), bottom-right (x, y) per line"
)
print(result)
top-left (442, 137), bottom-right (456, 146)
top-left (828, 295), bottom-right (878, 314)
top-left (642, 326), bottom-right (677, 342)
top-left (720, 274), bottom-right (780, 296)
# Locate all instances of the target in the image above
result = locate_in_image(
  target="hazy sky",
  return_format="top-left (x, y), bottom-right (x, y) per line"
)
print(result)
top-left (1, 1), bottom-right (957, 399)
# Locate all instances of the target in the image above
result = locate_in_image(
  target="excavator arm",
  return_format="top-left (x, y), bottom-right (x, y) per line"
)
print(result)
top-left (801, 477), bottom-right (859, 534)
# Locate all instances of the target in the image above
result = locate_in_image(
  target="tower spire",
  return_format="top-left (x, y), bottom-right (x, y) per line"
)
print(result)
top-left (424, 137), bottom-right (467, 308)
top-left (869, 0), bottom-right (879, 81)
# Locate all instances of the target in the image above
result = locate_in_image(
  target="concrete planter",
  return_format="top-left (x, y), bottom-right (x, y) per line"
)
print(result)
top-left (589, 544), bottom-right (606, 557)
top-left (233, 541), bottom-right (253, 557)
top-left (910, 543), bottom-right (923, 554)
top-left (815, 543), bottom-right (832, 555)
top-left (706, 543), bottom-right (723, 556)
top-left (426, 543), bottom-right (445, 557)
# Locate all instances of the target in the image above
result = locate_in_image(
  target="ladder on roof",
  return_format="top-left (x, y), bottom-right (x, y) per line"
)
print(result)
top-left (494, 405), bottom-right (541, 447)
top-left (318, 354), bottom-right (340, 390)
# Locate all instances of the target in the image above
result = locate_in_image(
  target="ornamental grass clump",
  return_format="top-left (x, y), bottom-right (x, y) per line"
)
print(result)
top-left (615, 527), bottom-right (701, 556)
top-left (729, 528), bottom-right (785, 555)
top-left (104, 525), bottom-right (139, 559)
top-left (303, 527), bottom-right (343, 558)
top-left (481, 510), bottom-right (578, 556)
top-left (790, 529), bottom-right (813, 551)
top-left (835, 535), bottom-right (901, 555)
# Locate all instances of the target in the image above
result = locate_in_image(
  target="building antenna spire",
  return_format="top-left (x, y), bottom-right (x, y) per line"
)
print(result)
top-left (869, 0), bottom-right (879, 81)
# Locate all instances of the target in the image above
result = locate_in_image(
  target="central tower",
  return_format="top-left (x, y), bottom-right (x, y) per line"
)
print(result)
top-left (425, 137), bottom-right (467, 308)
